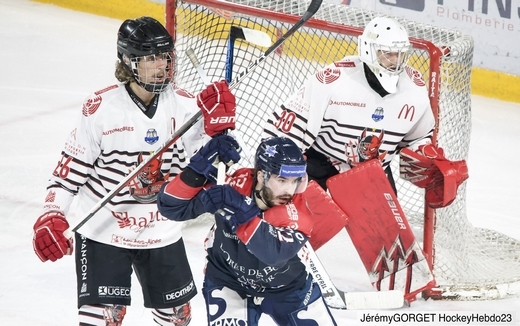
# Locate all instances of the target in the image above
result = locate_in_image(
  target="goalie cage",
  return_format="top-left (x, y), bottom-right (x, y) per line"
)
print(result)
top-left (165, 0), bottom-right (520, 301)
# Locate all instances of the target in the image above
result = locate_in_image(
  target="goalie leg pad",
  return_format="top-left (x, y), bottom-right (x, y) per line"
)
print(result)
top-left (326, 160), bottom-right (436, 302)
top-left (300, 180), bottom-right (349, 250)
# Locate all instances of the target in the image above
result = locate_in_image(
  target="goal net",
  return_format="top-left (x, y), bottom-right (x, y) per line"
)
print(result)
top-left (167, 0), bottom-right (520, 300)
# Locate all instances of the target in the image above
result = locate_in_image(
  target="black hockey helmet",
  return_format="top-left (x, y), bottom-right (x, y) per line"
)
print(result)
top-left (117, 17), bottom-right (174, 93)
top-left (117, 16), bottom-right (173, 60)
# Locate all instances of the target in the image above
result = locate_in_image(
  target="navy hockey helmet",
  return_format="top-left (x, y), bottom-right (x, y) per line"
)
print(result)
top-left (117, 16), bottom-right (174, 93)
top-left (255, 137), bottom-right (307, 178)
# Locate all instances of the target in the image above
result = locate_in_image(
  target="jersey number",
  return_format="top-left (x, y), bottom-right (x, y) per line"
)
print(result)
top-left (273, 109), bottom-right (296, 133)
top-left (53, 155), bottom-right (73, 179)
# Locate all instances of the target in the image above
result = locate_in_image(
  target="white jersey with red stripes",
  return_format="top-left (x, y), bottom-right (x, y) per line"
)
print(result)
top-left (41, 83), bottom-right (208, 249)
top-left (263, 56), bottom-right (435, 172)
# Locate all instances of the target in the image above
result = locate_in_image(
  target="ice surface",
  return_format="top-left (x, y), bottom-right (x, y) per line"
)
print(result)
top-left (1, 0), bottom-right (519, 325)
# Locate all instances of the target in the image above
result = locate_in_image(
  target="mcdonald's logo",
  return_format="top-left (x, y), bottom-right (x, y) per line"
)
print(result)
top-left (398, 104), bottom-right (415, 121)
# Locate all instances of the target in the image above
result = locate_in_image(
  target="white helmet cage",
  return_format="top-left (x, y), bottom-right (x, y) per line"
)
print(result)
top-left (358, 17), bottom-right (411, 93)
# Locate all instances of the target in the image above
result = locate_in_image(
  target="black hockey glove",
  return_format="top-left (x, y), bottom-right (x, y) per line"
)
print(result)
top-left (304, 147), bottom-right (339, 190)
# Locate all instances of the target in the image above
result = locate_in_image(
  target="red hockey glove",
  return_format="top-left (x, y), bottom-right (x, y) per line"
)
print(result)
top-left (197, 80), bottom-right (236, 137)
top-left (400, 144), bottom-right (468, 208)
top-left (33, 212), bottom-right (73, 262)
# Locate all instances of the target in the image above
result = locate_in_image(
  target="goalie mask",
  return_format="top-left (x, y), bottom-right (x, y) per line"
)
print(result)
top-left (358, 17), bottom-right (411, 94)
top-left (254, 137), bottom-right (308, 207)
top-left (117, 16), bottom-right (174, 94)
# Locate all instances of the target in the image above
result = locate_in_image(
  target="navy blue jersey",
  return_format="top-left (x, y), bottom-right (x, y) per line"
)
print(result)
top-left (157, 168), bottom-right (313, 297)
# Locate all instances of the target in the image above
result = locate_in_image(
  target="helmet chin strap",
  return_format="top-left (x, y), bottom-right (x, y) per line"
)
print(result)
top-left (254, 172), bottom-right (272, 210)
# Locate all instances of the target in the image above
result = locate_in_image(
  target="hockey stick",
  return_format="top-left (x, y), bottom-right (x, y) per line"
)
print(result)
top-left (304, 243), bottom-right (405, 310)
top-left (225, 26), bottom-right (271, 82)
top-left (191, 53), bottom-right (403, 312)
top-left (66, 0), bottom-right (323, 235)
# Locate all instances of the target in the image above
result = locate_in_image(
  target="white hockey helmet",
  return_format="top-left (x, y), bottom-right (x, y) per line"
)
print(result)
top-left (358, 17), bottom-right (411, 94)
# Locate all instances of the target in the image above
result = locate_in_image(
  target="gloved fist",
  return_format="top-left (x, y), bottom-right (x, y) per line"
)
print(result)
top-left (399, 144), bottom-right (446, 188)
top-left (197, 80), bottom-right (236, 137)
top-left (33, 212), bottom-right (73, 262)
top-left (201, 185), bottom-right (260, 232)
top-left (188, 134), bottom-right (241, 183)
top-left (400, 144), bottom-right (468, 208)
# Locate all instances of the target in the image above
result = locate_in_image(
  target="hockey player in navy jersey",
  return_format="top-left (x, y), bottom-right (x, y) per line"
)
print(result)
top-left (263, 16), bottom-right (467, 208)
top-left (31, 16), bottom-right (236, 325)
top-left (157, 136), bottom-right (337, 326)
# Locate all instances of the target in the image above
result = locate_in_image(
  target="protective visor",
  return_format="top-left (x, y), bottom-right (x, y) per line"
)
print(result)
top-left (268, 164), bottom-right (308, 194)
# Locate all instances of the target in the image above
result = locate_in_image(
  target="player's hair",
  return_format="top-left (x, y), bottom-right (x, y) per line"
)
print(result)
top-left (114, 60), bottom-right (135, 84)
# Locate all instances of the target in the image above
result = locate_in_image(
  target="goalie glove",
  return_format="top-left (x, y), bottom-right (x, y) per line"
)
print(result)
top-left (197, 80), bottom-right (236, 137)
top-left (33, 212), bottom-right (73, 262)
top-left (400, 144), bottom-right (468, 208)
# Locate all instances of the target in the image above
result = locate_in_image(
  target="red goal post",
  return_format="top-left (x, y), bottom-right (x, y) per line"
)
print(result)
top-left (166, 0), bottom-right (520, 301)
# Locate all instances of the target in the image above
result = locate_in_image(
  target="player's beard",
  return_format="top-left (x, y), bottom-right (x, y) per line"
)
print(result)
top-left (258, 186), bottom-right (292, 208)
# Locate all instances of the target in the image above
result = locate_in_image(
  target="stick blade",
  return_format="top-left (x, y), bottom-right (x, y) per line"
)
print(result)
top-left (238, 26), bottom-right (272, 47)
top-left (345, 290), bottom-right (405, 310)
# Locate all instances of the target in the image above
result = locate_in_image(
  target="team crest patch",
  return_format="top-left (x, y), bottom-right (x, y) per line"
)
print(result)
top-left (264, 145), bottom-right (278, 157)
top-left (405, 66), bottom-right (425, 87)
top-left (82, 94), bottom-right (102, 116)
top-left (144, 128), bottom-right (159, 144)
top-left (315, 67), bottom-right (341, 84)
top-left (372, 107), bottom-right (384, 122)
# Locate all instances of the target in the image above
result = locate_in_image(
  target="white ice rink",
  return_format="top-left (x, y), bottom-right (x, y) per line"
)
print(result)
top-left (1, 0), bottom-right (520, 325)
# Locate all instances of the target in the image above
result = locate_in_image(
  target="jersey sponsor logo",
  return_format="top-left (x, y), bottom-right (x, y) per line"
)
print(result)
top-left (94, 84), bottom-right (118, 95)
top-left (328, 99), bottom-right (366, 107)
top-left (110, 234), bottom-right (162, 247)
top-left (102, 126), bottom-right (134, 135)
top-left (174, 86), bottom-right (195, 98)
top-left (372, 107), bottom-right (384, 122)
top-left (111, 210), bottom-right (169, 233)
top-left (144, 128), bottom-right (159, 144)
top-left (45, 190), bottom-right (56, 202)
top-left (164, 280), bottom-right (195, 302)
top-left (398, 104), bottom-right (416, 121)
top-left (82, 94), bottom-right (102, 116)
top-left (315, 67), bottom-right (341, 84)
top-left (334, 60), bottom-right (356, 68)
top-left (405, 66), bottom-right (425, 87)
top-left (98, 285), bottom-right (131, 298)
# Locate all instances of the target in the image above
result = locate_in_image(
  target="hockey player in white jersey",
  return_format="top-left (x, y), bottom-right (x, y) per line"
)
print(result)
top-left (263, 16), bottom-right (468, 209)
top-left (31, 17), bottom-right (236, 325)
